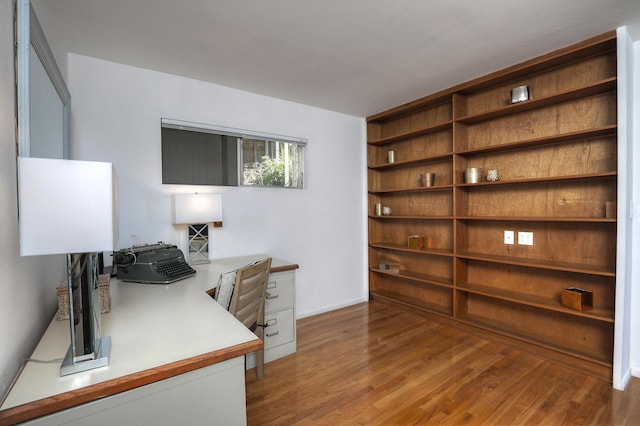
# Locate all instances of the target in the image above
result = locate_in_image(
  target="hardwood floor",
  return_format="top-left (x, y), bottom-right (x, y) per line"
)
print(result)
top-left (246, 301), bottom-right (640, 425)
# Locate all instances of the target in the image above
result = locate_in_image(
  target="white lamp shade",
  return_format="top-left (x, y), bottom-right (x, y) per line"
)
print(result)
top-left (173, 193), bottom-right (223, 224)
top-left (18, 157), bottom-right (119, 256)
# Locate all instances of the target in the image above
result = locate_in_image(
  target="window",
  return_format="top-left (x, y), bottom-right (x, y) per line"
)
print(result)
top-left (161, 127), bottom-right (239, 186)
top-left (241, 138), bottom-right (304, 188)
top-left (161, 118), bottom-right (306, 189)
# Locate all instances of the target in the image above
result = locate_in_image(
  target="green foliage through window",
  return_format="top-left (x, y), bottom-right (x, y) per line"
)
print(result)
top-left (241, 139), bottom-right (304, 188)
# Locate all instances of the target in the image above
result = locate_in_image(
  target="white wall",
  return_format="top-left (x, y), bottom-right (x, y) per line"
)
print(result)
top-left (631, 36), bottom-right (640, 379)
top-left (67, 53), bottom-right (368, 318)
top-left (0, 2), bottom-right (65, 400)
top-left (615, 26), bottom-right (640, 389)
top-left (614, 27), bottom-right (633, 390)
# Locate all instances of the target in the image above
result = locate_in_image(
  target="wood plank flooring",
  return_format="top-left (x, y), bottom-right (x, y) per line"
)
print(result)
top-left (245, 301), bottom-right (640, 425)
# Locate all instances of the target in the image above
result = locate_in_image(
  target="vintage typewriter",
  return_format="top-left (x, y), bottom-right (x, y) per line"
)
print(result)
top-left (113, 243), bottom-right (196, 284)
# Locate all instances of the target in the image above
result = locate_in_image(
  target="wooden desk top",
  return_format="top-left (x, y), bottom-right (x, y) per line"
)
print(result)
top-left (0, 256), bottom-right (298, 425)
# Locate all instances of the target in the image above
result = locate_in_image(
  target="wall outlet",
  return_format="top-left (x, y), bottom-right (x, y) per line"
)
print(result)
top-left (504, 230), bottom-right (514, 245)
top-left (518, 231), bottom-right (533, 246)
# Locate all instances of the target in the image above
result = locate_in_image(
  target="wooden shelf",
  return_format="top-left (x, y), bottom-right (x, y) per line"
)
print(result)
top-left (367, 122), bottom-right (453, 146)
top-left (455, 171), bottom-right (617, 188)
top-left (455, 125), bottom-right (617, 156)
top-left (370, 290), bottom-right (452, 317)
top-left (370, 268), bottom-right (453, 288)
top-left (369, 242), bottom-right (454, 257)
top-left (456, 216), bottom-right (616, 223)
top-left (456, 283), bottom-right (614, 322)
top-left (368, 152), bottom-right (453, 170)
top-left (455, 312), bottom-right (612, 366)
top-left (369, 185), bottom-right (453, 195)
top-left (367, 32), bottom-right (617, 378)
top-left (456, 252), bottom-right (616, 277)
top-left (369, 215), bottom-right (453, 221)
top-left (456, 78), bottom-right (616, 124)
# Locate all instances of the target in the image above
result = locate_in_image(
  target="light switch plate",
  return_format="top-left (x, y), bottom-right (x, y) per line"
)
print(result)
top-left (518, 231), bottom-right (534, 246)
top-left (504, 230), bottom-right (514, 245)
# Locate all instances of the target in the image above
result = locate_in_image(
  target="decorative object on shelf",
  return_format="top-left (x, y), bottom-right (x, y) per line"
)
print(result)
top-left (387, 150), bottom-right (395, 163)
top-left (511, 85), bottom-right (530, 103)
top-left (464, 167), bottom-right (482, 183)
top-left (382, 206), bottom-right (392, 215)
top-left (486, 169), bottom-right (499, 182)
top-left (387, 263), bottom-right (400, 273)
top-left (421, 172), bottom-right (436, 187)
top-left (17, 157), bottom-right (119, 376)
top-left (375, 202), bottom-right (382, 216)
top-left (561, 287), bottom-right (593, 311)
top-left (379, 262), bottom-right (400, 273)
top-left (173, 193), bottom-right (223, 264)
top-left (407, 235), bottom-right (425, 249)
top-left (606, 201), bottom-right (617, 218)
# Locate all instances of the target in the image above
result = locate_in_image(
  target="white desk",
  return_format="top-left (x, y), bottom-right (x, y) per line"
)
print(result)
top-left (0, 256), bottom-right (297, 425)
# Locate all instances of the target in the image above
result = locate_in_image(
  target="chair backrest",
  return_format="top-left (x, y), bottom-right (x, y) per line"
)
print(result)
top-left (228, 258), bottom-right (272, 330)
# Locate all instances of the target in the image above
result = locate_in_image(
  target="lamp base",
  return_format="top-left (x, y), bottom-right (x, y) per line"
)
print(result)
top-left (60, 336), bottom-right (111, 376)
top-left (187, 223), bottom-right (210, 264)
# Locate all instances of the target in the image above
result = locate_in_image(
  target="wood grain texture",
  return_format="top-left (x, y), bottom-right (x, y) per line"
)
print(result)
top-left (270, 264), bottom-right (300, 273)
top-left (246, 301), bottom-right (640, 425)
top-left (0, 340), bottom-right (262, 425)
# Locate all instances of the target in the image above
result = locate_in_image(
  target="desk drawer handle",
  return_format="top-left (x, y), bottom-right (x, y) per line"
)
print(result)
top-left (266, 292), bottom-right (279, 300)
top-left (266, 318), bottom-right (277, 327)
top-left (267, 281), bottom-right (277, 289)
top-left (266, 329), bottom-right (280, 337)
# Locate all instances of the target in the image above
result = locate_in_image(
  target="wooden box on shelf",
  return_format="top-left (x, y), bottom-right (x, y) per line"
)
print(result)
top-left (561, 287), bottom-right (593, 312)
top-left (408, 235), bottom-right (425, 249)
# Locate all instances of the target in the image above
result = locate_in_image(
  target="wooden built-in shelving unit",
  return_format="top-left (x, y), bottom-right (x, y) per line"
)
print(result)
top-left (367, 31), bottom-right (617, 381)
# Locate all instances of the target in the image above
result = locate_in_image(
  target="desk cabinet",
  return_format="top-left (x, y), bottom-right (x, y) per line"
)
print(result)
top-left (19, 358), bottom-right (247, 426)
top-left (0, 256), bottom-right (293, 425)
top-left (246, 270), bottom-right (296, 368)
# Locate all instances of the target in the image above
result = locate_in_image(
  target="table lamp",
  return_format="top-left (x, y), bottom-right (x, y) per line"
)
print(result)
top-left (173, 193), bottom-right (223, 264)
top-left (17, 157), bottom-right (119, 376)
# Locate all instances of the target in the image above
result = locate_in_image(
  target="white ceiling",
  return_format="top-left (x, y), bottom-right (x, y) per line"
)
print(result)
top-left (32, 0), bottom-right (640, 117)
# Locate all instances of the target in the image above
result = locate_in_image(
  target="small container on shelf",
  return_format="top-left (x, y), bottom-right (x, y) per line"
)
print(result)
top-left (387, 150), bottom-right (395, 163)
top-left (387, 263), bottom-right (401, 273)
top-left (421, 173), bottom-right (436, 187)
top-left (561, 287), bottom-right (593, 311)
top-left (378, 262), bottom-right (400, 273)
top-left (486, 169), bottom-right (499, 182)
top-left (407, 235), bottom-right (425, 249)
top-left (511, 85), bottom-right (530, 103)
top-left (464, 168), bottom-right (482, 184)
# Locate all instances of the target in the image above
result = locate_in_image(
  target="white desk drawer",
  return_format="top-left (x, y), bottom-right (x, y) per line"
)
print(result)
top-left (264, 309), bottom-right (294, 349)
top-left (265, 272), bottom-right (294, 313)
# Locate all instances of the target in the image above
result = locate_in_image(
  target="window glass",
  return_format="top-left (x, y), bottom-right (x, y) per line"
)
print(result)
top-left (241, 138), bottom-right (304, 188)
